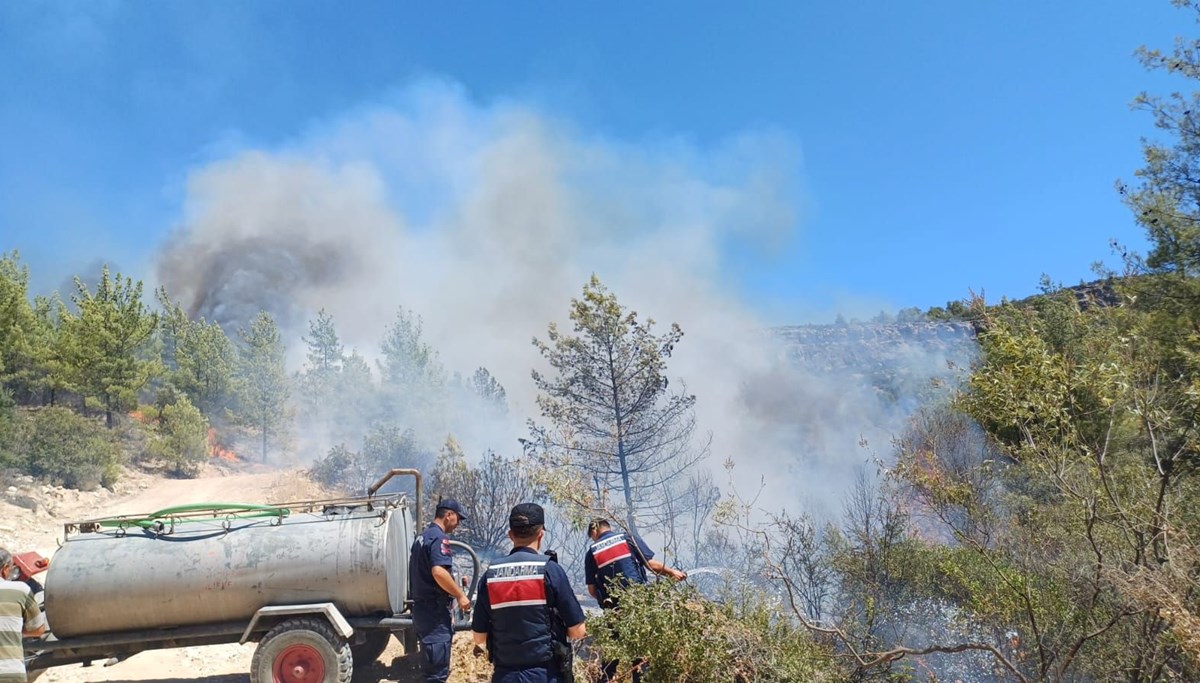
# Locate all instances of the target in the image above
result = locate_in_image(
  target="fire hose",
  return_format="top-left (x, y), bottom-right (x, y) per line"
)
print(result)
top-left (94, 503), bottom-right (291, 534)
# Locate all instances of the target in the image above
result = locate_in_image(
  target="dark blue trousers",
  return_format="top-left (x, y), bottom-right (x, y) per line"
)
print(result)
top-left (413, 600), bottom-right (452, 683)
top-left (492, 664), bottom-right (562, 683)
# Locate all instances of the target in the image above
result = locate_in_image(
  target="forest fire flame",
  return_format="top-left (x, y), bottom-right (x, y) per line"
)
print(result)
top-left (207, 428), bottom-right (238, 461)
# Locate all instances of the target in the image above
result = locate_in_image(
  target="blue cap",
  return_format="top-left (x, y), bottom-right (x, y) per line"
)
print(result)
top-left (436, 498), bottom-right (467, 521)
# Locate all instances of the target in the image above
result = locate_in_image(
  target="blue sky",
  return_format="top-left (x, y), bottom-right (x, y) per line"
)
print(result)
top-left (0, 1), bottom-right (1188, 322)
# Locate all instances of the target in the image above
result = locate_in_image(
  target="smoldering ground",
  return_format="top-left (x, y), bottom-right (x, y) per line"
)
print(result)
top-left (155, 80), bottom-right (974, 515)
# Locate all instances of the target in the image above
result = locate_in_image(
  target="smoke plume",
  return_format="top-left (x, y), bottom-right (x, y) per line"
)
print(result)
top-left (157, 80), bottom-right (970, 515)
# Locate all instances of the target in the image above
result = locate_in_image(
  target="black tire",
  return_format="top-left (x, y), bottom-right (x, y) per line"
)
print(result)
top-left (350, 630), bottom-right (390, 667)
top-left (250, 617), bottom-right (353, 683)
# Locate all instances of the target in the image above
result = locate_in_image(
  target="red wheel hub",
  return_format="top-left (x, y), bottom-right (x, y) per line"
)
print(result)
top-left (273, 643), bottom-right (325, 683)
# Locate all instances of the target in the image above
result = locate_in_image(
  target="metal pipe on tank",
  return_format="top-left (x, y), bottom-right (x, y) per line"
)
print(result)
top-left (368, 469), bottom-right (422, 525)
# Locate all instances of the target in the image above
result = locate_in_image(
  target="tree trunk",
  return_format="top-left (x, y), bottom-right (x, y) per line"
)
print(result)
top-left (261, 424), bottom-right (268, 463)
top-left (617, 437), bottom-right (638, 536)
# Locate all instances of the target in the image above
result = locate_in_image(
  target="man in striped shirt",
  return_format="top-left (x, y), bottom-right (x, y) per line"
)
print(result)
top-left (0, 549), bottom-right (46, 683)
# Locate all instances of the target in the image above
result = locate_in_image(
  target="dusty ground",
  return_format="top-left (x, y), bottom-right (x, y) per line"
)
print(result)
top-left (0, 462), bottom-right (493, 683)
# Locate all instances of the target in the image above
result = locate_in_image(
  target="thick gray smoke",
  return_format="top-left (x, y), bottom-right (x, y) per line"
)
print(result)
top-left (156, 81), bottom-right (970, 514)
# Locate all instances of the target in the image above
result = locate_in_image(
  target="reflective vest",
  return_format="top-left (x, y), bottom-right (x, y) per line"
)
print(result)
top-left (588, 532), bottom-right (647, 606)
top-left (484, 554), bottom-right (553, 668)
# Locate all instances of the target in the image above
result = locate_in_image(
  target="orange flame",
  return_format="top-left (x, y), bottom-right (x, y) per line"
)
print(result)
top-left (207, 428), bottom-right (238, 461)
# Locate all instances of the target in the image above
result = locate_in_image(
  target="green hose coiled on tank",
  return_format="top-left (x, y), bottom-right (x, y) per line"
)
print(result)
top-left (96, 503), bottom-right (291, 531)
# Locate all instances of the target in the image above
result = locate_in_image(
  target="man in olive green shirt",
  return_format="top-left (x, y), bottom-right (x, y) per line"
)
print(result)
top-left (0, 549), bottom-right (46, 683)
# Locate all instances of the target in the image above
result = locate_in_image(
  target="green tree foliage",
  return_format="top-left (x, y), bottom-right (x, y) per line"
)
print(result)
top-left (20, 407), bottom-right (120, 490)
top-left (234, 311), bottom-right (291, 462)
top-left (298, 309), bottom-right (343, 415)
top-left (0, 390), bottom-right (17, 467)
top-left (469, 366), bottom-right (508, 415)
top-left (149, 394), bottom-right (210, 477)
top-left (892, 294), bottom-right (1200, 680)
top-left (1121, 1), bottom-right (1200, 286)
top-left (296, 310), bottom-right (377, 448)
top-left (587, 581), bottom-right (837, 683)
top-left (0, 251), bottom-right (50, 402)
top-left (309, 424), bottom-right (432, 495)
top-left (334, 350), bottom-right (378, 439)
top-left (528, 275), bottom-right (706, 534)
top-left (377, 307), bottom-right (447, 437)
top-left (157, 290), bottom-right (237, 418)
top-left (57, 266), bottom-right (160, 428)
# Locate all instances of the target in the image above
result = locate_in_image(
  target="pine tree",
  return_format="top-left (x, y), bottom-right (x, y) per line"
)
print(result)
top-left (528, 275), bottom-right (706, 534)
top-left (235, 311), bottom-right (291, 462)
top-left (58, 266), bottom-right (159, 428)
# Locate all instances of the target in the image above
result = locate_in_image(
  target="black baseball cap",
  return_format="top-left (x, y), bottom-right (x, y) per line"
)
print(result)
top-left (509, 502), bottom-right (545, 530)
top-left (437, 498), bottom-right (467, 521)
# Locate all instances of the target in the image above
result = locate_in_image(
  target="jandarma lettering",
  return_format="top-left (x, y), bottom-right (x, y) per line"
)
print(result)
top-left (489, 561), bottom-right (546, 578)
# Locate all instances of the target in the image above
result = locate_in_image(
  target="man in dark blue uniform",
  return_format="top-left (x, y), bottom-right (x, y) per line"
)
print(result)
top-left (584, 518), bottom-right (687, 682)
top-left (472, 503), bottom-right (586, 683)
top-left (409, 498), bottom-right (472, 683)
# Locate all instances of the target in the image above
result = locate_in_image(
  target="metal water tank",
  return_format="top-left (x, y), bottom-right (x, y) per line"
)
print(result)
top-left (44, 501), bottom-right (413, 638)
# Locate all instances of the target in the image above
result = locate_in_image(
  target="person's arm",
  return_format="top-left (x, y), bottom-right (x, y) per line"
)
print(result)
top-left (471, 579), bottom-right (491, 654)
top-left (587, 584), bottom-right (598, 599)
top-left (432, 565), bottom-right (471, 610)
top-left (22, 590), bottom-right (46, 637)
top-left (549, 564), bottom-right (588, 641)
top-left (632, 534), bottom-right (686, 581)
top-left (646, 558), bottom-right (687, 581)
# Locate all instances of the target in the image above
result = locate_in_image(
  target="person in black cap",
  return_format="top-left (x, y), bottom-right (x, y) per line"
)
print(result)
top-left (585, 518), bottom-right (686, 682)
top-left (471, 503), bottom-right (586, 682)
top-left (409, 498), bottom-right (472, 683)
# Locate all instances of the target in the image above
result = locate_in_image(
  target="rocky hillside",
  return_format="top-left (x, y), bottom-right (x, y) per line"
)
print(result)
top-left (772, 321), bottom-right (979, 406)
top-left (774, 321), bottom-right (977, 370)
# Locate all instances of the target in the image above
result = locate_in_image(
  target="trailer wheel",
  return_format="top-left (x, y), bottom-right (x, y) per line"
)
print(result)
top-left (250, 617), bottom-right (352, 683)
top-left (350, 630), bottom-right (390, 667)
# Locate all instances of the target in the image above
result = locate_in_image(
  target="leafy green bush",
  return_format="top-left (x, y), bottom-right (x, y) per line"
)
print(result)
top-left (22, 407), bottom-right (120, 490)
top-left (587, 580), bottom-right (839, 683)
top-left (0, 390), bottom-right (17, 467)
top-left (148, 394), bottom-right (209, 477)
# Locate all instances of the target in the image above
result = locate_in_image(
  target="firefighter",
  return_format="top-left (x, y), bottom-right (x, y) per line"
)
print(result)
top-left (584, 518), bottom-right (686, 682)
top-left (409, 498), bottom-right (472, 683)
top-left (472, 503), bottom-right (586, 683)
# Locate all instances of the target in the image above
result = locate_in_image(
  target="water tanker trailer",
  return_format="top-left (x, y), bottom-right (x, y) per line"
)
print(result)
top-left (21, 468), bottom-right (479, 683)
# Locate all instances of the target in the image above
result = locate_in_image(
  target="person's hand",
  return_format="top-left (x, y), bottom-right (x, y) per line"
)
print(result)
top-left (672, 568), bottom-right (688, 582)
top-left (457, 594), bottom-right (472, 612)
top-left (473, 643), bottom-right (487, 658)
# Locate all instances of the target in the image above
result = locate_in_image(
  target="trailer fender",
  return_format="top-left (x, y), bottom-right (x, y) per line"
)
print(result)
top-left (239, 603), bottom-right (353, 645)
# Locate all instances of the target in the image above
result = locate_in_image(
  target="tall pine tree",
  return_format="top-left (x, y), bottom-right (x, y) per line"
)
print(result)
top-left (235, 311), bottom-right (291, 462)
top-left (58, 266), bottom-right (159, 428)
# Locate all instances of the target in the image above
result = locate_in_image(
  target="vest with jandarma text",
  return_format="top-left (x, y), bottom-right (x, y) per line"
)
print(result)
top-left (588, 532), bottom-right (647, 606)
top-left (484, 555), bottom-right (555, 668)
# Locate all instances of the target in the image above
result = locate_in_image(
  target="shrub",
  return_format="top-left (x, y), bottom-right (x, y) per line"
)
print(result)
top-left (148, 394), bottom-right (209, 477)
top-left (587, 580), bottom-right (839, 683)
top-left (308, 424), bottom-right (432, 493)
top-left (23, 407), bottom-right (121, 490)
top-left (0, 390), bottom-right (17, 468)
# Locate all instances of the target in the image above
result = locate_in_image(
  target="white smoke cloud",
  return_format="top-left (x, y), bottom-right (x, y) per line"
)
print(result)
top-left (158, 79), bottom-right (967, 516)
